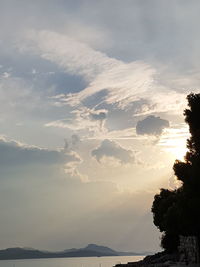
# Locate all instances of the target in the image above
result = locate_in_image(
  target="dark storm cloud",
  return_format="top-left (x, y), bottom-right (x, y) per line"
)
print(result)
top-left (136, 115), bottom-right (169, 136)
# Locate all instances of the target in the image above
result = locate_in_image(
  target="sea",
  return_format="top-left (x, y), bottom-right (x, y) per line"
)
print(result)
top-left (0, 256), bottom-right (145, 267)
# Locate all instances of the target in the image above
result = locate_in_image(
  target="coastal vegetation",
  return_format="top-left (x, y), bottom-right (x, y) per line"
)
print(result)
top-left (152, 93), bottom-right (200, 253)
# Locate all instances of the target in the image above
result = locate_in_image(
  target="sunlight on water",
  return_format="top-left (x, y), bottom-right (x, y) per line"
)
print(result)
top-left (0, 256), bottom-right (145, 267)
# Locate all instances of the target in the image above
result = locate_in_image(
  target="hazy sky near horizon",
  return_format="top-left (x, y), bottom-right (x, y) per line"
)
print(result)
top-left (0, 0), bottom-right (199, 252)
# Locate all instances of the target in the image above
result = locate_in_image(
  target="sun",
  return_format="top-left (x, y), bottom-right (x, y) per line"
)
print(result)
top-left (163, 138), bottom-right (187, 160)
top-left (158, 125), bottom-right (189, 160)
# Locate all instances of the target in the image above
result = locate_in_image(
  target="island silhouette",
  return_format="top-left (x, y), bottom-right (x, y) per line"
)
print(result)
top-left (0, 244), bottom-right (148, 260)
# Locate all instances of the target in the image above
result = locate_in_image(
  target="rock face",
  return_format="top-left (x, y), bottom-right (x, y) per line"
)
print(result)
top-left (178, 236), bottom-right (199, 264)
top-left (115, 251), bottom-right (179, 267)
top-left (115, 236), bottom-right (200, 267)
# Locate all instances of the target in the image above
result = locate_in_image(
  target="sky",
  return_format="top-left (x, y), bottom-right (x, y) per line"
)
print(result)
top-left (0, 0), bottom-right (199, 253)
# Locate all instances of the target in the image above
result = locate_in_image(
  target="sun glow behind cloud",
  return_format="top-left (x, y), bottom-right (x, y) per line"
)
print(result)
top-left (158, 125), bottom-right (189, 161)
top-left (1, 0), bottom-right (200, 253)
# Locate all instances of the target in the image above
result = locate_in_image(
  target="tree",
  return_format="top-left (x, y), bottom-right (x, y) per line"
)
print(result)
top-left (152, 93), bottom-right (200, 252)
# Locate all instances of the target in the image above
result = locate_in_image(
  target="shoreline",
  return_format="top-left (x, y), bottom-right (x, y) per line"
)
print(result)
top-left (114, 251), bottom-right (200, 267)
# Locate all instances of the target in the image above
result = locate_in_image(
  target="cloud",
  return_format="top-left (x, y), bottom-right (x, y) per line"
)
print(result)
top-left (90, 109), bottom-right (107, 121)
top-left (0, 136), bottom-right (80, 168)
top-left (19, 29), bottom-right (187, 118)
top-left (91, 139), bottom-right (135, 164)
top-left (71, 134), bottom-right (80, 147)
top-left (18, 31), bottom-right (152, 106)
top-left (0, 0), bottom-right (198, 253)
top-left (136, 115), bottom-right (169, 136)
top-left (18, 29), bottom-right (188, 140)
top-left (64, 134), bottom-right (80, 151)
top-left (45, 106), bottom-right (107, 135)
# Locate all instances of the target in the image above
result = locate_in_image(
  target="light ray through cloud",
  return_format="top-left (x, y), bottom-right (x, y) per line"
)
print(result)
top-left (0, 0), bottom-right (199, 254)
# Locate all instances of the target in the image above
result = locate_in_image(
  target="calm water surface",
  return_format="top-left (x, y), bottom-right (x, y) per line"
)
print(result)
top-left (0, 256), bottom-right (145, 267)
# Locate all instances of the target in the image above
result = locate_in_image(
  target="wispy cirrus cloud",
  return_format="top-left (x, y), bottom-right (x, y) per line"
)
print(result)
top-left (20, 30), bottom-right (187, 116)
top-left (45, 106), bottom-right (107, 135)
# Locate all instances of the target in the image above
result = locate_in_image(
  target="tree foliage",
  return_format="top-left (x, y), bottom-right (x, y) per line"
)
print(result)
top-left (152, 93), bottom-right (200, 252)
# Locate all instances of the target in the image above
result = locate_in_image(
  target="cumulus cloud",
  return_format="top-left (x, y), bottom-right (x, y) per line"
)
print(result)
top-left (64, 134), bottom-right (80, 151)
top-left (136, 115), bottom-right (170, 136)
top-left (0, 136), bottom-right (80, 168)
top-left (63, 134), bottom-right (84, 180)
top-left (91, 139), bottom-right (135, 164)
top-left (0, 0), bottom-right (198, 252)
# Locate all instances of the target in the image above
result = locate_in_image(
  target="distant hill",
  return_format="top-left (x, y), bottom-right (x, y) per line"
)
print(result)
top-left (0, 244), bottom-right (148, 260)
top-left (83, 244), bottom-right (146, 256)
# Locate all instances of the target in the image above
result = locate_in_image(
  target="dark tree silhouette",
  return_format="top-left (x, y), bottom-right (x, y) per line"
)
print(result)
top-left (152, 93), bottom-right (200, 252)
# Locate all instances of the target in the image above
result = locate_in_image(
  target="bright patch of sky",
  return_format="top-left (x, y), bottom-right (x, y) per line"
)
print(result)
top-left (0, 0), bottom-right (198, 253)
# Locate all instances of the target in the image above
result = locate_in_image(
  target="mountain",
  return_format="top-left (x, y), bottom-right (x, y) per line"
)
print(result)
top-left (84, 244), bottom-right (117, 254)
top-left (0, 244), bottom-right (148, 260)
top-left (83, 244), bottom-right (145, 256)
